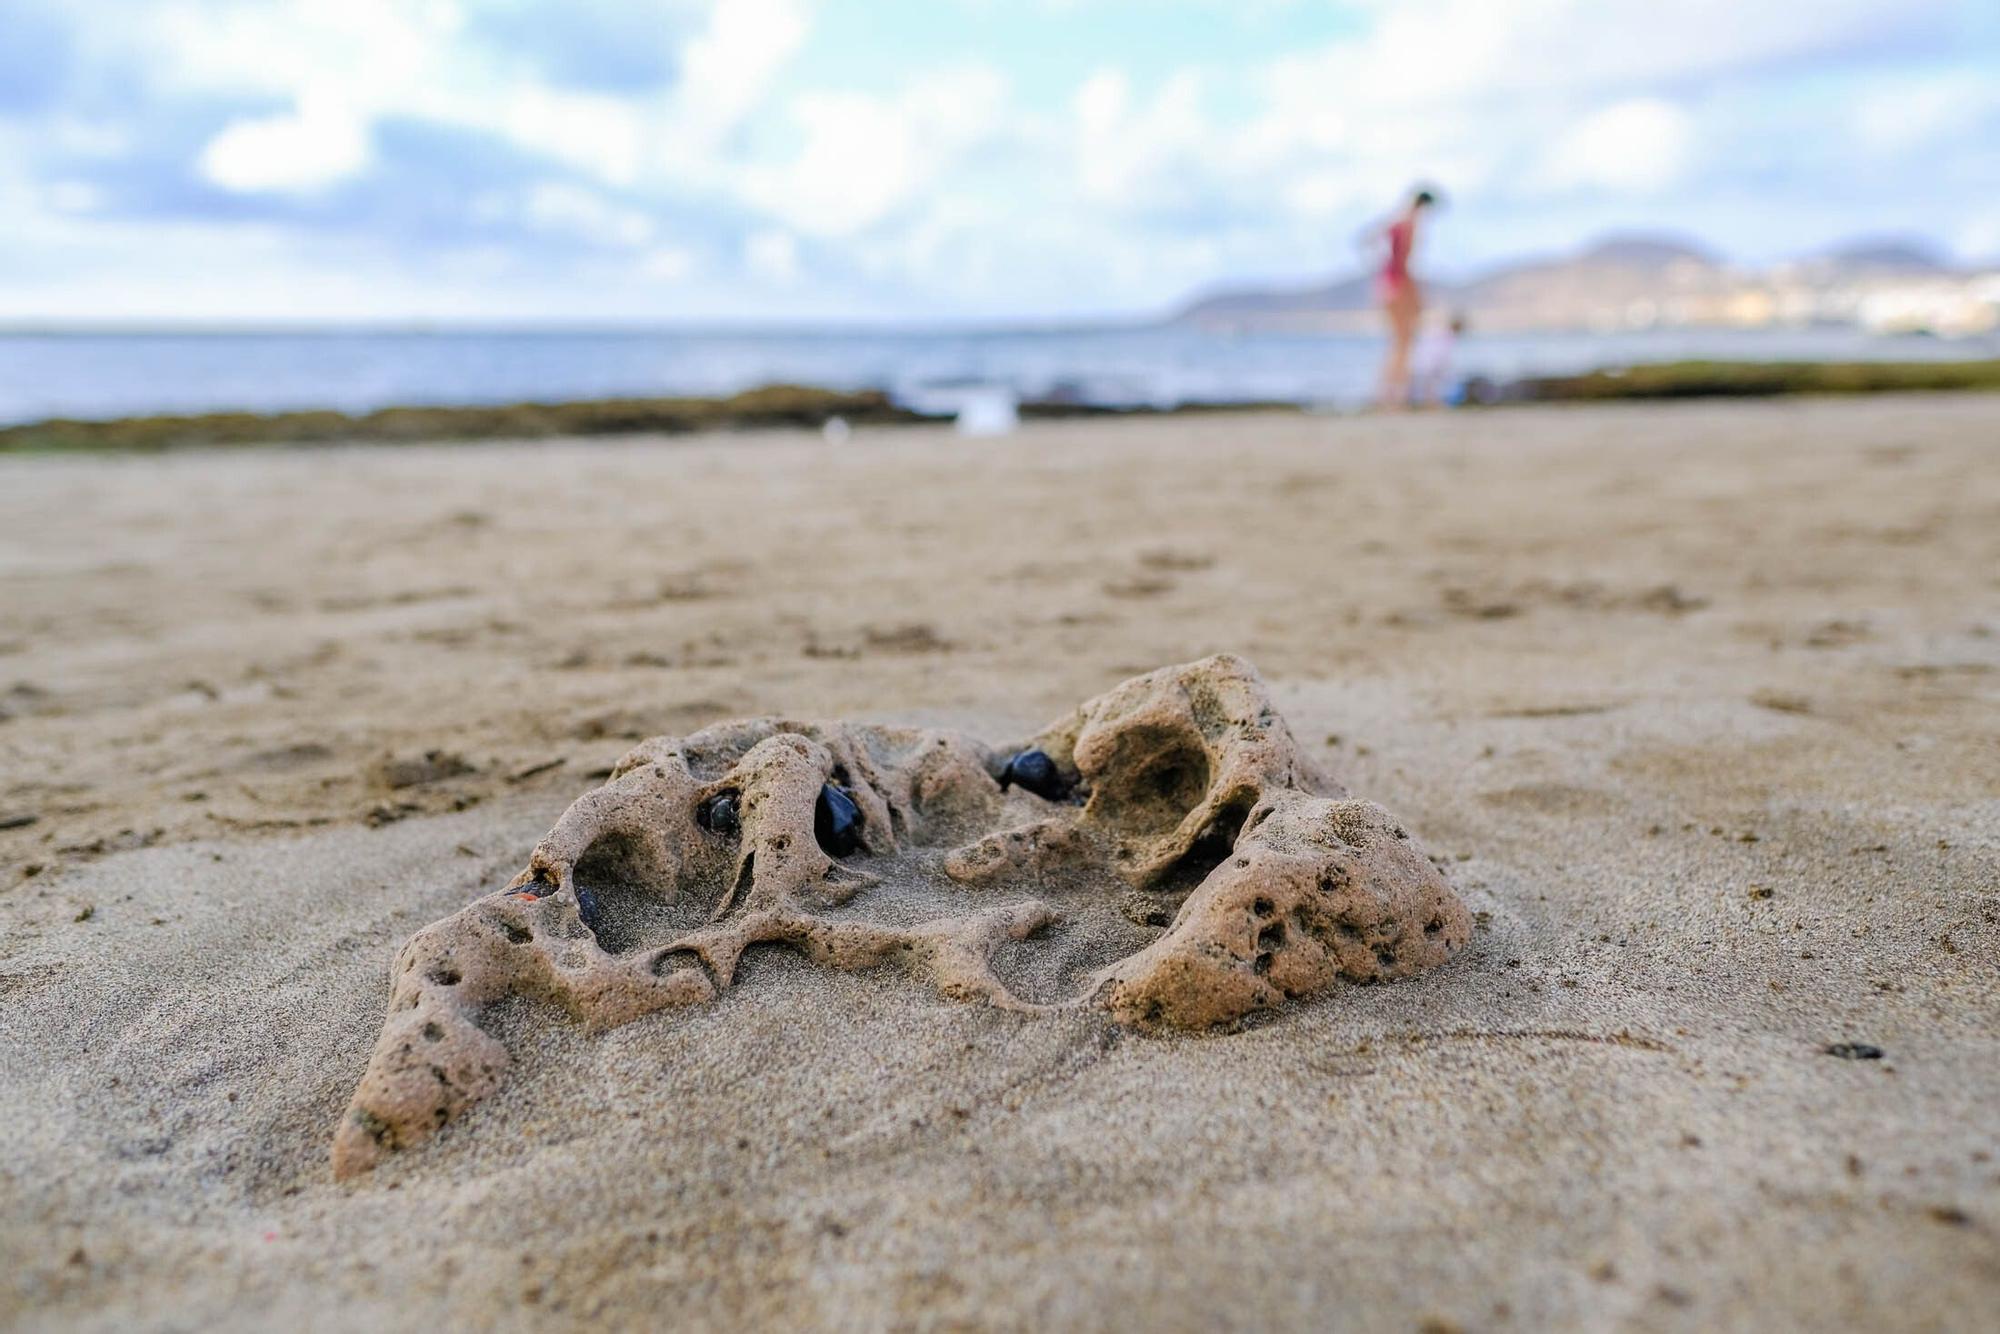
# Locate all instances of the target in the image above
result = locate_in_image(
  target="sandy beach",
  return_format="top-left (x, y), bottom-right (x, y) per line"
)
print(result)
top-left (3, 395), bottom-right (1997, 1330)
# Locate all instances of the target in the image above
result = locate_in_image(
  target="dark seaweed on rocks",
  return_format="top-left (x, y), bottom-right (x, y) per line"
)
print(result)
top-left (0, 386), bottom-right (921, 453)
top-left (1511, 359), bottom-right (2000, 402)
top-left (0, 387), bottom-right (1302, 453)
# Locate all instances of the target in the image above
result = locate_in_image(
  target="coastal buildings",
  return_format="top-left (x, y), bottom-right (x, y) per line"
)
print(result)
top-left (1176, 236), bottom-right (2000, 338)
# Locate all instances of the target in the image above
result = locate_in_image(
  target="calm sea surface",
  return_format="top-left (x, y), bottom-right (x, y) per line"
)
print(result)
top-left (1, 325), bottom-right (1991, 425)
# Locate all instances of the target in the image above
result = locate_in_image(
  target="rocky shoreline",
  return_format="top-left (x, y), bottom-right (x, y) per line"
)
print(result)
top-left (4, 360), bottom-right (1997, 452)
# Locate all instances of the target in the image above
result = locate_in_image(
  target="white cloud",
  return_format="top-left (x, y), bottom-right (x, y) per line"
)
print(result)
top-left (468, 180), bottom-right (659, 248)
top-left (1074, 69), bottom-right (1127, 134)
top-left (1279, 0), bottom-right (1954, 108)
top-left (742, 91), bottom-right (921, 236)
top-left (4, 0), bottom-right (1992, 322)
top-left (1236, 0), bottom-right (1959, 217)
top-left (46, 119), bottom-right (133, 160)
top-left (1072, 69), bottom-right (1216, 209)
top-left (158, 0), bottom-right (812, 192)
top-left (1953, 210), bottom-right (2000, 264)
top-left (1280, 171), bottom-right (1358, 220)
top-left (519, 181), bottom-right (655, 247)
top-left (44, 180), bottom-right (106, 214)
top-left (744, 228), bottom-right (799, 282)
top-left (155, 0), bottom-right (462, 105)
top-left (1851, 70), bottom-right (2000, 155)
top-left (639, 245), bottom-right (695, 280)
top-left (1535, 98), bottom-right (1694, 195)
top-left (670, 0), bottom-right (812, 148)
top-left (738, 65), bottom-right (1008, 237)
top-left (494, 86), bottom-right (650, 186)
top-left (199, 94), bottom-right (371, 194)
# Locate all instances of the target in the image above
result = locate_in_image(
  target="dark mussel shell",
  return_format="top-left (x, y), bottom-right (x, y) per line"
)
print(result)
top-left (1824, 1042), bottom-right (1885, 1060)
top-left (698, 791), bottom-right (740, 834)
top-left (815, 783), bottom-right (863, 856)
top-left (999, 748), bottom-right (1070, 801)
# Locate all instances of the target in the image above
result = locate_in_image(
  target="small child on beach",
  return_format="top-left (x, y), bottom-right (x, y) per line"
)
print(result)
top-left (1412, 312), bottom-right (1468, 407)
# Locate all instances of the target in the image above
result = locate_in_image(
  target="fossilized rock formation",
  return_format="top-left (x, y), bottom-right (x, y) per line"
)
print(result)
top-left (332, 655), bottom-right (1469, 1177)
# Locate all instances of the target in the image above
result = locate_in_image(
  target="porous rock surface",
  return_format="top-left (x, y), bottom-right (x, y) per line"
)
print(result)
top-left (332, 655), bottom-right (1470, 1177)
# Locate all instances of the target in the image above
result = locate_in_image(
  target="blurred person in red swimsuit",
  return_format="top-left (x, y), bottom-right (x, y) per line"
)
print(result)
top-left (1363, 185), bottom-right (1442, 409)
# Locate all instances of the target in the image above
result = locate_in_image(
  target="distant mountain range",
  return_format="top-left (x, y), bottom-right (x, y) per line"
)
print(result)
top-left (1170, 233), bottom-right (1990, 336)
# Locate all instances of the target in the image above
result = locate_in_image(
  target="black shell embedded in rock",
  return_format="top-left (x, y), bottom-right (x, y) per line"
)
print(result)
top-left (699, 791), bottom-right (740, 834)
top-left (815, 783), bottom-right (863, 856)
top-left (1000, 749), bottom-right (1070, 801)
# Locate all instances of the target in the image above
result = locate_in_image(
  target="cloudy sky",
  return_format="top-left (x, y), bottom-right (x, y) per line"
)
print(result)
top-left (2, 0), bottom-right (1996, 323)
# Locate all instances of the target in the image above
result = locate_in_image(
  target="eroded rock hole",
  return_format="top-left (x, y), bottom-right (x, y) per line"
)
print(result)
top-left (425, 966), bottom-right (461, 987)
top-left (731, 939), bottom-right (806, 986)
top-left (652, 948), bottom-right (710, 983)
top-left (728, 852), bottom-right (756, 907)
top-left (990, 916), bottom-right (1138, 1006)
top-left (1090, 731), bottom-right (1212, 838)
top-left (572, 828), bottom-right (707, 952)
top-left (1155, 796), bottom-right (1255, 896)
top-left (1146, 757), bottom-right (1206, 811)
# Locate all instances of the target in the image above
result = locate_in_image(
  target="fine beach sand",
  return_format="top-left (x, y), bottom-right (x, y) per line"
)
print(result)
top-left (3, 395), bottom-right (1997, 1331)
